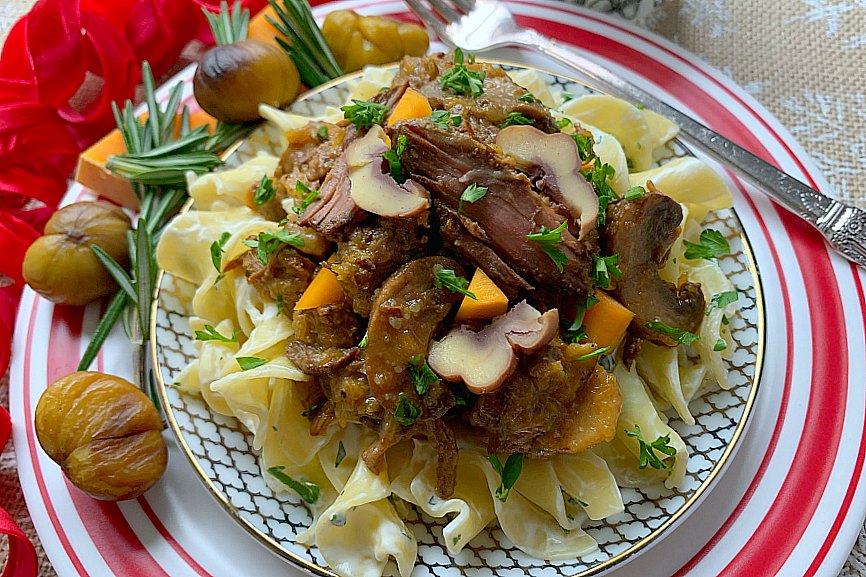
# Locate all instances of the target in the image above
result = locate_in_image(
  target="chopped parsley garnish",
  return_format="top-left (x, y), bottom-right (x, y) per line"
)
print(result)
top-left (560, 91), bottom-right (577, 102)
top-left (209, 231), bottom-right (232, 276)
top-left (707, 290), bottom-right (739, 315)
top-left (335, 440), bottom-right (346, 468)
top-left (518, 92), bottom-right (541, 103)
top-left (562, 293), bottom-right (599, 343)
top-left (683, 229), bottom-right (730, 261)
top-left (394, 394), bottom-right (421, 426)
top-left (449, 380), bottom-right (475, 407)
top-left (276, 294), bottom-right (284, 315)
top-left (593, 254), bottom-right (622, 290)
top-left (429, 109), bottom-right (461, 129)
top-left (644, 321), bottom-right (700, 345)
top-left (243, 229), bottom-right (304, 265)
top-left (341, 98), bottom-right (389, 129)
top-left (301, 403), bottom-right (320, 417)
top-left (316, 125), bottom-right (329, 141)
top-left (582, 159), bottom-right (619, 225)
top-left (382, 133), bottom-right (409, 183)
top-left (556, 117), bottom-right (572, 130)
top-left (625, 425), bottom-right (676, 470)
top-left (434, 268), bottom-right (477, 300)
top-left (292, 180), bottom-right (319, 214)
top-left (722, 314), bottom-right (730, 326)
top-left (236, 356), bottom-right (267, 371)
top-left (714, 338), bottom-right (728, 352)
top-left (254, 175), bottom-right (276, 205)
top-left (408, 355), bottom-right (440, 395)
top-left (527, 220), bottom-right (569, 272)
top-left (358, 331), bottom-right (368, 348)
top-left (625, 185), bottom-right (647, 201)
top-left (634, 102), bottom-right (646, 110)
top-left (194, 324), bottom-right (239, 343)
top-left (459, 182), bottom-right (488, 213)
top-left (267, 466), bottom-right (320, 504)
top-left (500, 112), bottom-right (534, 128)
top-left (568, 495), bottom-right (590, 507)
top-left (575, 345), bottom-right (611, 361)
top-left (488, 454), bottom-right (523, 502)
top-left (440, 48), bottom-right (485, 97)
top-left (571, 133), bottom-right (594, 162)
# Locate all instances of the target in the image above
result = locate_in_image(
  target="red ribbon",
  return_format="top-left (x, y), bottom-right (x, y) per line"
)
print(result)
top-left (0, 406), bottom-right (38, 577)
top-left (0, 1), bottom-right (267, 574)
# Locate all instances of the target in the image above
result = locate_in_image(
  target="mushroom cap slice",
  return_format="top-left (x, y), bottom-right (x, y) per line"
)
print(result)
top-left (427, 300), bottom-right (560, 394)
top-left (347, 125), bottom-right (430, 218)
top-left (496, 125), bottom-right (599, 239)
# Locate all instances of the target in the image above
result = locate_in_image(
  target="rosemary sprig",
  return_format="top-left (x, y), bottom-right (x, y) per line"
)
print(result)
top-left (266, 0), bottom-right (343, 87)
top-left (203, 0), bottom-right (249, 46)
top-left (78, 60), bottom-right (251, 384)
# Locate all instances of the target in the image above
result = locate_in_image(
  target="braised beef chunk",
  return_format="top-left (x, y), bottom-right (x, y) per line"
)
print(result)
top-left (286, 302), bottom-right (361, 374)
top-left (425, 418), bottom-right (458, 498)
top-left (297, 154), bottom-right (364, 235)
top-left (392, 54), bottom-right (557, 143)
top-left (241, 246), bottom-right (315, 310)
top-left (395, 121), bottom-right (595, 297)
top-left (470, 342), bottom-right (620, 456)
top-left (328, 216), bottom-right (429, 317)
top-left (600, 192), bottom-right (706, 351)
top-left (365, 256), bottom-right (463, 409)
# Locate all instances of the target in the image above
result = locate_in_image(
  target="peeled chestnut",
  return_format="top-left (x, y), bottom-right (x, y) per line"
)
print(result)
top-left (35, 371), bottom-right (167, 501)
top-left (194, 40), bottom-right (301, 123)
top-left (22, 201), bottom-right (131, 306)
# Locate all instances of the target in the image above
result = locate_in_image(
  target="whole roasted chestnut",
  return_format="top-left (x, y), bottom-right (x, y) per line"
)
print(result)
top-left (194, 40), bottom-right (301, 123)
top-left (22, 201), bottom-right (131, 306)
top-left (35, 371), bottom-right (167, 501)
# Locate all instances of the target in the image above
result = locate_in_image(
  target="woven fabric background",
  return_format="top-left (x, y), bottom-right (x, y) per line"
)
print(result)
top-left (1, 0), bottom-right (864, 575)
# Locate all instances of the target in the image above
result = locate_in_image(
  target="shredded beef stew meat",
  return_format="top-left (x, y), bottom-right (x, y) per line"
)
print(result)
top-left (235, 53), bottom-right (714, 499)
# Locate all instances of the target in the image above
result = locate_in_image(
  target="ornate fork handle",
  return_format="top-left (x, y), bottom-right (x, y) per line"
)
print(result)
top-left (509, 29), bottom-right (866, 268)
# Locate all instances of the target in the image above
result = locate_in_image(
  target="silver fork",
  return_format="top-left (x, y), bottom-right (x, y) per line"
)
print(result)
top-left (404, 0), bottom-right (866, 269)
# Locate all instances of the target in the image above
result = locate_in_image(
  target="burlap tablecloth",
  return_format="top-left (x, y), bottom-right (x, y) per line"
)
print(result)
top-left (2, 0), bottom-right (865, 575)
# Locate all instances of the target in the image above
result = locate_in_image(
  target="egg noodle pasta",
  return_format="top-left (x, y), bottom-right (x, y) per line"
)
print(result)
top-left (156, 64), bottom-right (740, 577)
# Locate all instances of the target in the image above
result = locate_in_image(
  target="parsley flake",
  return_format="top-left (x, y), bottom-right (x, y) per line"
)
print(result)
top-left (500, 112), bottom-right (534, 128)
top-left (714, 338), bottom-right (728, 352)
top-left (488, 454), bottom-right (523, 502)
top-left (243, 229), bottom-right (304, 265)
top-left (582, 158), bottom-right (619, 225)
top-left (459, 182), bottom-right (488, 213)
top-left (527, 220), bottom-right (569, 272)
top-left (707, 290), bottom-right (739, 315)
top-left (644, 321), bottom-right (700, 345)
top-left (209, 231), bottom-right (231, 274)
top-left (683, 229), bottom-right (730, 261)
top-left (236, 356), bottom-right (267, 370)
top-left (358, 331), bottom-right (368, 348)
top-left (341, 99), bottom-right (389, 129)
top-left (571, 133), bottom-right (594, 162)
top-left (625, 425), bottom-right (677, 470)
top-left (335, 440), bottom-right (346, 468)
top-left (394, 394), bottom-right (421, 426)
top-left (382, 133), bottom-right (409, 183)
top-left (194, 324), bottom-right (239, 343)
top-left (562, 293), bottom-right (599, 343)
top-left (518, 92), bottom-right (541, 103)
top-left (292, 181), bottom-right (319, 215)
top-left (593, 254), bottom-right (622, 290)
top-left (267, 466), bottom-right (320, 504)
top-left (556, 117), bottom-right (572, 130)
top-left (429, 109), bottom-right (461, 129)
top-left (254, 175), bottom-right (276, 205)
top-left (575, 345), bottom-right (611, 361)
top-left (316, 125), bottom-right (329, 141)
top-left (408, 355), bottom-right (441, 395)
top-left (625, 185), bottom-right (646, 201)
top-left (434, 268), bottom-right (477, 299)
top-left (440, 49), bottom-right (485, 97)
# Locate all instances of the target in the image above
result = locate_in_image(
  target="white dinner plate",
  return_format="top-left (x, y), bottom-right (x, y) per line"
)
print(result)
top-left (11, 1), bottom-right (866, 576)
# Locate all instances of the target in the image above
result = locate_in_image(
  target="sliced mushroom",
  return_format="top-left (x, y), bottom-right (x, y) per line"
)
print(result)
top-left (347, 125), bottom-right (430, 218)
top-left (427, 301), bottom-right (559, 394)
top-left (496, 125), bottom-right (599, 239)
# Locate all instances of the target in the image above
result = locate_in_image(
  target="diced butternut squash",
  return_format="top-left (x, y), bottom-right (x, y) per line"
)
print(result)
top-left (247, 5), bottom-right (286, 47)
top-left (294, 267), bottom-right (346, 311)
top-left (582, 290), bottom-right (635, 350)
top-left (454, 269), bottom-right (509, 322)
top-left (387, 88), bottom-right (432, 126)
top-left (75, 109), bottom-right (216, 208)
